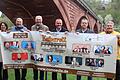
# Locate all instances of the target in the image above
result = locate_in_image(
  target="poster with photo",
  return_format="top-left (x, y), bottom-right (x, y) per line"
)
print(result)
top-left (66, 33), bottom-right (117, 78)
top-left (0, 32), bottom-right (33, 69)
top-left (35, 32), bottom-right (67, 68)
top-left (0, 32), bottom-right (117, 78)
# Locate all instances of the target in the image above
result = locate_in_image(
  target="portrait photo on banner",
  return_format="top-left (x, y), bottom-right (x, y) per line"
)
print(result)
top-left (46, 54), bottom-right (62, 65)
top-left (65, 56), bottom-right (82, 68)
top-left (12, 52), bottom-right (28, 63)
top-left (31, 54), bottom-right (44, 64)
top-left (94, 45), bottom-right (113, 55)
top-left (21, 41), bottom-right (36, 50)
top-left (85, 58), bottom-right (104, 67)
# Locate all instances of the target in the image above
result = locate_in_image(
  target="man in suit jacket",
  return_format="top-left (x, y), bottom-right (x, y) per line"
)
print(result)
top-left (76, 17), bottom-right (93, 33)
top-left (76, 17), bottom-right (94, 80)
top-left (52, 19), bottom-right (67, 32)
top-left (51, 18), bottom-right (68, 80)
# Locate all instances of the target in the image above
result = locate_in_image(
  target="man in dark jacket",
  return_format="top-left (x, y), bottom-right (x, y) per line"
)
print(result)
top-left (51, 18), bottom-right (68, 80)
top-left (76, 17), bottom-right (93, 33)
top-left (76, 17), bottom-right (94, 80)
top-left (52, 19), bottom-right (67, 32)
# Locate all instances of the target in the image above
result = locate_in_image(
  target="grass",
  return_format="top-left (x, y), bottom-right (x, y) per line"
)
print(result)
top-left (8, 68), bottom-right (107, 80)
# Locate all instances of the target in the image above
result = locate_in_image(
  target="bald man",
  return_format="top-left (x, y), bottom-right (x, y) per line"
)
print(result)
top-left (11, 18), bottom-right (29, 80)
top-left (52, 18), bottom-right (67, 32)
top-left (31, 15), bottom-right (49, 80)
top-left (51, 18), bottom-right (68, 80)
top-left (31, 15), bottom-right (49, 31)
top-left (11, 18), bottom-right (29, 32)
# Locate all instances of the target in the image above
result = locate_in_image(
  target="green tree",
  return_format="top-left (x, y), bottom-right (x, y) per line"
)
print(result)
top-left (0, 13), bottom-right (14, 28)
top-left (84, 0), bottom-right (120, 32)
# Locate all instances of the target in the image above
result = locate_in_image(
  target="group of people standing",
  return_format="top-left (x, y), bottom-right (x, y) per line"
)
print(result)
top-left (0, 15), bottom-right (119, 80)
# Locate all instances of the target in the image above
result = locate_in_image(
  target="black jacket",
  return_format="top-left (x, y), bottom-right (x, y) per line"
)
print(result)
top-left (76, 28), bottom-right (94, 33)
top-left (51, 27), bottom-right (68, 32)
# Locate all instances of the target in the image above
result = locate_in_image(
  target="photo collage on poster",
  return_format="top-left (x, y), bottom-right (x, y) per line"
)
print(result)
top-left (3, 40), bottom-right (112, 68)
top-left (4, 41), bottom-right (36, 63)
top-left (4, 41), bottom-right (36, 50)
top-left (71, 43), bottom-right (113, 69)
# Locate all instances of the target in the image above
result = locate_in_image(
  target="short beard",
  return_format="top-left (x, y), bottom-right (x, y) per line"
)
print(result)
top-left (105, 31), bottom-right (112, 34)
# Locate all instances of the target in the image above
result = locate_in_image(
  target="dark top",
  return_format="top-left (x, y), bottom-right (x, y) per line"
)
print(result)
top-left (76, 28), bottom-right (94, 33)
top-left (51, 27), bottom-right (68, 32)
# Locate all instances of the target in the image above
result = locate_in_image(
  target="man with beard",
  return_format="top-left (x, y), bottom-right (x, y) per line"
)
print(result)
top-left (100, 20), bottom-right (120, 80)
top-left (76, 17), bottom-right (94, 80)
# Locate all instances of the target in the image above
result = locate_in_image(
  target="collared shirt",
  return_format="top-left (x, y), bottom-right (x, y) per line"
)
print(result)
top-left (81, 29), bottom-right (88, 33)
top-left (11, 25), bottom-right (28, 32)
top-left (76, 28), bottom-right (94, 33)
top-left (56, 28), bottom-right (62, 32)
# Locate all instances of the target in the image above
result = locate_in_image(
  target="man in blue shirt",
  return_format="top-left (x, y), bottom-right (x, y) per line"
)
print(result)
top-left (11, 18), bottom-right (29, 32)
top-left (11, 18), bottom-right (29, 80)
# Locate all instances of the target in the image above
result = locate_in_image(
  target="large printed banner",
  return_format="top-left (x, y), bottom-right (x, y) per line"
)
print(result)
top-left (0, 31), bottom-right (117, 78)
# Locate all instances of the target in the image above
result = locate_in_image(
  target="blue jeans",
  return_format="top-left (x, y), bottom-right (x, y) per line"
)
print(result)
top-left (77, 75), bottom-right (92, 80)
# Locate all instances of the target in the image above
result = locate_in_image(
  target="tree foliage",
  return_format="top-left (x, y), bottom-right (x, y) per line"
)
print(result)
top-left (84, 0), bottom-right (120, 32)
top-left (0, 13), bottom-right (14, 28)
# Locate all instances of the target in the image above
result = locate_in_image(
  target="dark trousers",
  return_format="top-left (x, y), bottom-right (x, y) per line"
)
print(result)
top-left (52, 72), bottom-right (57, 80)
top-left (0, 62), bottom-right (8, 80)
top-left (15, 69), bottom-right (27, 80)
top-left (77, 76), bottom-right (92, 80)
top-left (115, 60), bottom-right (120, 80)
top-left (107, 78), bottom-right (112, 80)
top-left (0, 63), bottom-right (3, 80)
top-left (62, 73), bottom-right (66, 80)
top-left (3, 69), bottom-right (8, 80)
top-left (52, 72), bottom-right (66, 80)
top-left (33, 69), bottom-right (44, 80)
